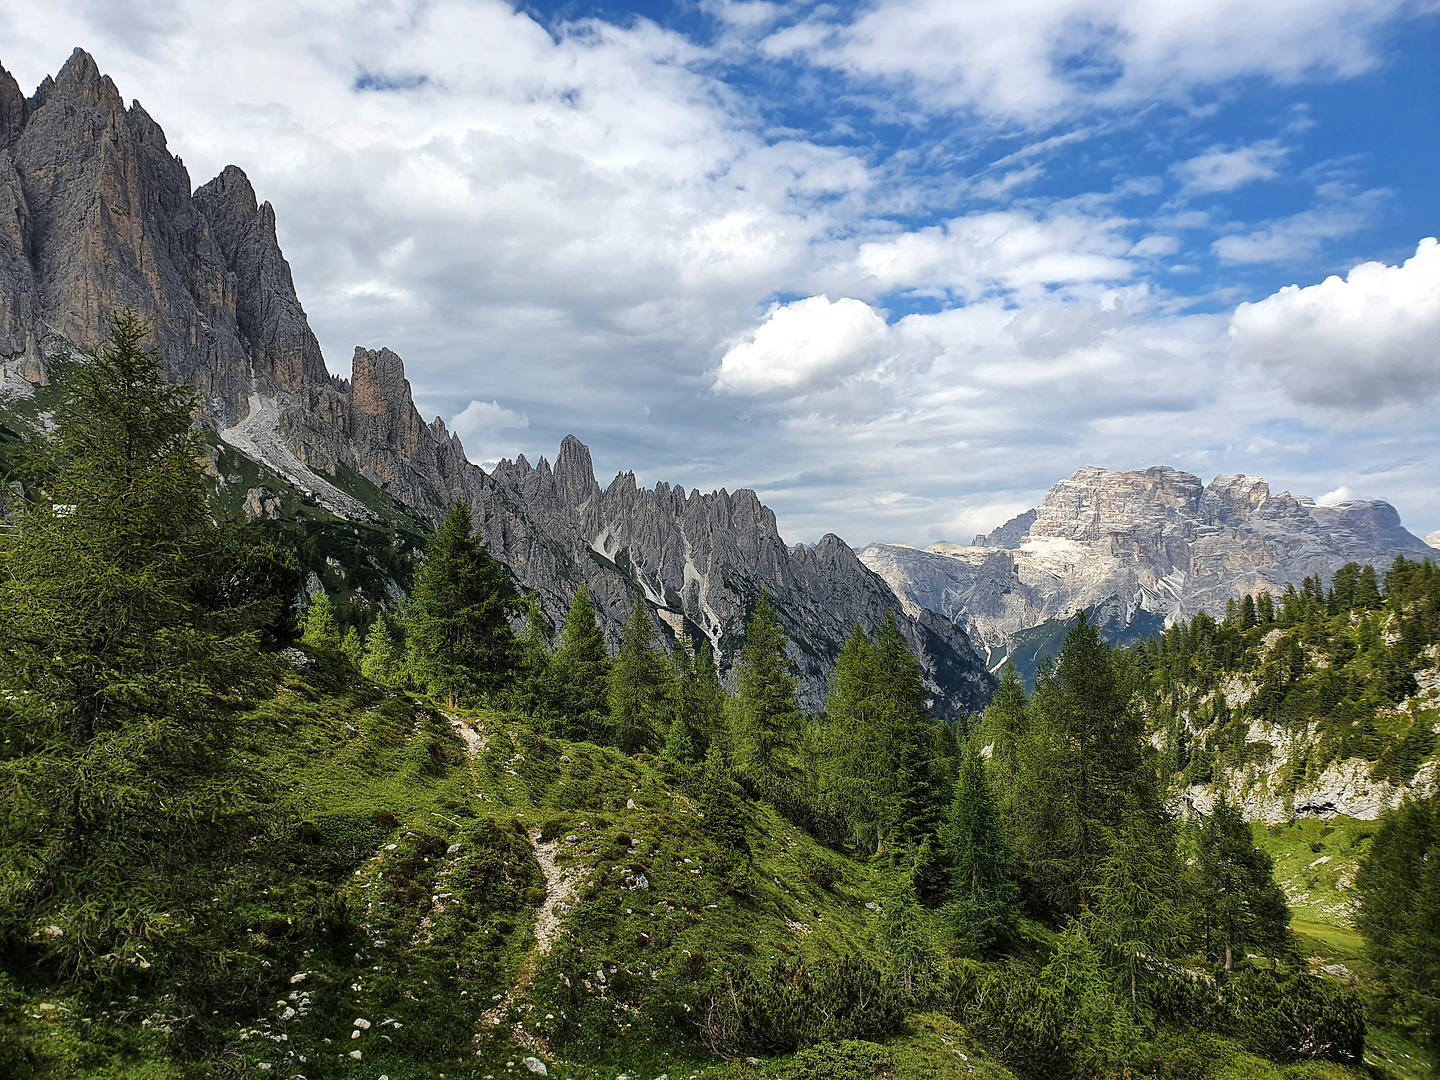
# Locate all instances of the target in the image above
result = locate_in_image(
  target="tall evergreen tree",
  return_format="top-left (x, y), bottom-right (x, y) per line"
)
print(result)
top-left (1092, 801), bottom-right (1188, 999)
top-left (734, 589), bottom-right (803, 798)
top-left (666, 639), bottom-right (725, 764)
top-left (0, 310), bottom-right (295, 971)
top-left (1016, 613), bottom-right (1153, 917)
top-left (1355, 793), bottom-right (1439, 1039)
top-left (1195, 794), bottom-right (1291, 970)
top-left (403, 501), bottom-right (520, 706)
top-left (607, 594), bottom-right (672, 754)
top-left (943, 741), bottom-right (1018, 952)
top-left (551, 585), bottom-right (611, 740)
top-left (698, 742), bottom-right (750, 882)
top-left (979, 664), bottom-right (1029, 835)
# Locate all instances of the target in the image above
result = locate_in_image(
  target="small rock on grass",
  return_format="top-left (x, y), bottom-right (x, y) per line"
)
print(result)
top-left (523, 1057), bottom-right (548, 1075)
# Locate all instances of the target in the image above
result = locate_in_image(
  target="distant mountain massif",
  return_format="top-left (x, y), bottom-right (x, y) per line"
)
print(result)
top-left (860, 467), bottom-right (1436, 685)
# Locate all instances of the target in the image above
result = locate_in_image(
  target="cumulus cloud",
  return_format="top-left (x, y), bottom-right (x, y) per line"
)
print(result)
top-left (1171, 141), bottom-right (1288, 194)
top-left (714, 296), bottom-right (891, 394)
top-left (1230, 237), bottom-right (1440, 408)
top-left (451, 398), bottom-right (530, 467)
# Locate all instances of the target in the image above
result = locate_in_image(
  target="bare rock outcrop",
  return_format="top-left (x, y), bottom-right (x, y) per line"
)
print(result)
top-left (861, 466), bottom-right (1434, 654)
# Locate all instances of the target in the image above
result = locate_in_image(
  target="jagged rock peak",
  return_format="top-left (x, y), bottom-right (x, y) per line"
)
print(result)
top-left (0, 63), bottom-right (27, 149)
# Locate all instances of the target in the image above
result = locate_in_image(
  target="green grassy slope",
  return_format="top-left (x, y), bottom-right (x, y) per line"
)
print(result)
top-left (3, 652), bottom-right (1413, 1080)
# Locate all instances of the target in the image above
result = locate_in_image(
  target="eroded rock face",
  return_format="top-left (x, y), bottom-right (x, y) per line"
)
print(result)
top-left (475, 438), bottom-right (995, 716)
top-left (861, 465), bottom-right (1433, 651)
top-left (0, 50), bottom-right (994, 717)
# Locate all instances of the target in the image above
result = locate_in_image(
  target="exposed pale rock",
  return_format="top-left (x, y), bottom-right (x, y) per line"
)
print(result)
top-left (861, 465), bottom-right (1432, 655)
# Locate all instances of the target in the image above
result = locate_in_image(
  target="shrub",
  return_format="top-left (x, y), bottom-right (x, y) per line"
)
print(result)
top-left (700, 955), bottom-right (903, 1058)
top-left (786, 1039), bottom-right (893, 1080)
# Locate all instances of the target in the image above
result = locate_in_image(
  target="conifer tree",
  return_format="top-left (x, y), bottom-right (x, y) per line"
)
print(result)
top-left (1195, 794), bottom-right (1291, 970)
top-left (551, 584), bottom-right (611, 739)
top-left (666, 638), bottom-right (725, 764)
top-left (607, 594), bottom-right (672, 754)
top-left (1355, 794), bottom-right (1440, 1040)
top-left (699, 742), bottom-right (750, 884)
top-left (1239, 593), bottom-right (1257, 630)
top-left (0, 310), bottom-right (295, 970)
top-left (735, 589), bottom-right (803, 797)
top-left (340, 624), bottom-right (364, 667)
top-left (979, 664), bottom-right (1029, 834)
top-left (403, 500), bottom-right (520, 706)
top-left (1017, 613), bottom-right (1152, 917)
top-left (1092, 801), bottom-right (1188, 999)
top-left (361, 616), bottom-right (399, 684)
top-left (302, 591), bottom-right (341, 651)
top-left (944, 741), bottom-right (1018, 952)
top-left (508, 593), bottom-right (559, 717)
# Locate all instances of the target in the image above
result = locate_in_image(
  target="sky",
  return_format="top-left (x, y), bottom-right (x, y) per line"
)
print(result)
top-left (1, 0), bottom-right (1438, 546)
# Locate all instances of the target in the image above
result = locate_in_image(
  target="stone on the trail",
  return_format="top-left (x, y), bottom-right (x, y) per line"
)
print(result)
top-left (523, 1057), bottom-right (548, 1075)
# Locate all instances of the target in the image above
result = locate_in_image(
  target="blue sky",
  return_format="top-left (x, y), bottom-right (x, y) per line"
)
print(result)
top-left (2, 0), bottom-right (1438, 544)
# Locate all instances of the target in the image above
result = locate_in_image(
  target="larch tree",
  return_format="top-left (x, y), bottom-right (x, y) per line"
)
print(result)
top-left (944, 740), bottom-right (1018, 952)
top-left (551, 584), bottom-right (611, 741)
top-left (1195, 793), bottom-right (1291, 971)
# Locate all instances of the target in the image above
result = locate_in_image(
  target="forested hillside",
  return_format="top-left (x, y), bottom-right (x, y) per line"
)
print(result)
top-left (2, 316), bottom-right (1437, 1079)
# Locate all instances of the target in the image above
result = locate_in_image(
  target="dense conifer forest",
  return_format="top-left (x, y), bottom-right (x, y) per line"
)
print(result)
top-left (1, 317), bottom-right (1437, 1078)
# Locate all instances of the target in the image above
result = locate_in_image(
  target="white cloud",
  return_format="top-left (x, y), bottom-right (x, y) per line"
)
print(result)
top-left (1212, 186), bottom-right (1384, 264)
top-left (1318, 486), bottom-right (1354, 505)
top-left (1171, 141), bottom-right (1288, 194)
top-left (714, 296), bottom-right (891, 394)
top-left (838, 210), bottom-right (1135, 300)
top-left (766, 0), bottom-right (1426, 125)
top-left (451, 398), bottom-right (530, 467)
top-left (1230, 237), bottom-right (1440, 408)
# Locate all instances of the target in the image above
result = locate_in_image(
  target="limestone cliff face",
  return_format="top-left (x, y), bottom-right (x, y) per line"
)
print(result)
top-left (0, 50), bottom-right (994, 717)
top-left (475, 437), bottom-right (994, 715)
top-left (861, 465), bottom-right (1434, 652)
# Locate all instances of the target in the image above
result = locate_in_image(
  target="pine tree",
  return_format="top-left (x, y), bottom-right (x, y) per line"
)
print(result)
top-left (0, 310), bottom-right (295, 971)
top-left (1195, 794), bottom-right (1291, 970)
top-left (944, 741), bottom-right (1018, 952)
top-left (1091, 801), bottom-right (1188, 999)
top-left (508, 593), bottom-right (560, 718)
top-left (361, 616), bottom-right (399, 684)
top-left (607, 594), bottom-right (672, 754)
top-left (403, 501), bottom-right (520, 706)
top-left (551, 585), bottom-right (611, 740)
top-left (871, 613), bottom-right (949, 850)
top-left (734, 589), bottom-right (803, 798)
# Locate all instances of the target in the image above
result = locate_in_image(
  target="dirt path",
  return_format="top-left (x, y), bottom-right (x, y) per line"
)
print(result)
top-left (528, 830), bottom-right (585, 957)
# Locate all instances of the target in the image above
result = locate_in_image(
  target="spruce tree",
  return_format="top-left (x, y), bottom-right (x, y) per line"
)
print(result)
top-left (944, 741), bottom-right (1018, 952)
top-left (979, 664), bottom-right (1029, 835)
top-left (1018, 613), bottom-right (1152, 917)
top-left (551, 584), bottom-right (611, 740)
top-left (607, 594), bottom-right (672, 754)
top-left (403, 500), bottom-right (519, 706)
top-left (734, 589), bottom-right (803, 798)
top-left (1195, 794), bottom-right (1291, 970)
top-left (0, 310), bottom-right (294, 972)
top-left (666, 638), bottom-right (725, 764)
top-left (699, 742), bottom-right (750, 883)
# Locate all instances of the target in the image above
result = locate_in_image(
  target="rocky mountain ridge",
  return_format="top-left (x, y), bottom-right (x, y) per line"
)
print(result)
top-left (859, 465), bottom-right (1433, 662)
top-left (0, 49), bottom-right (993, 716)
